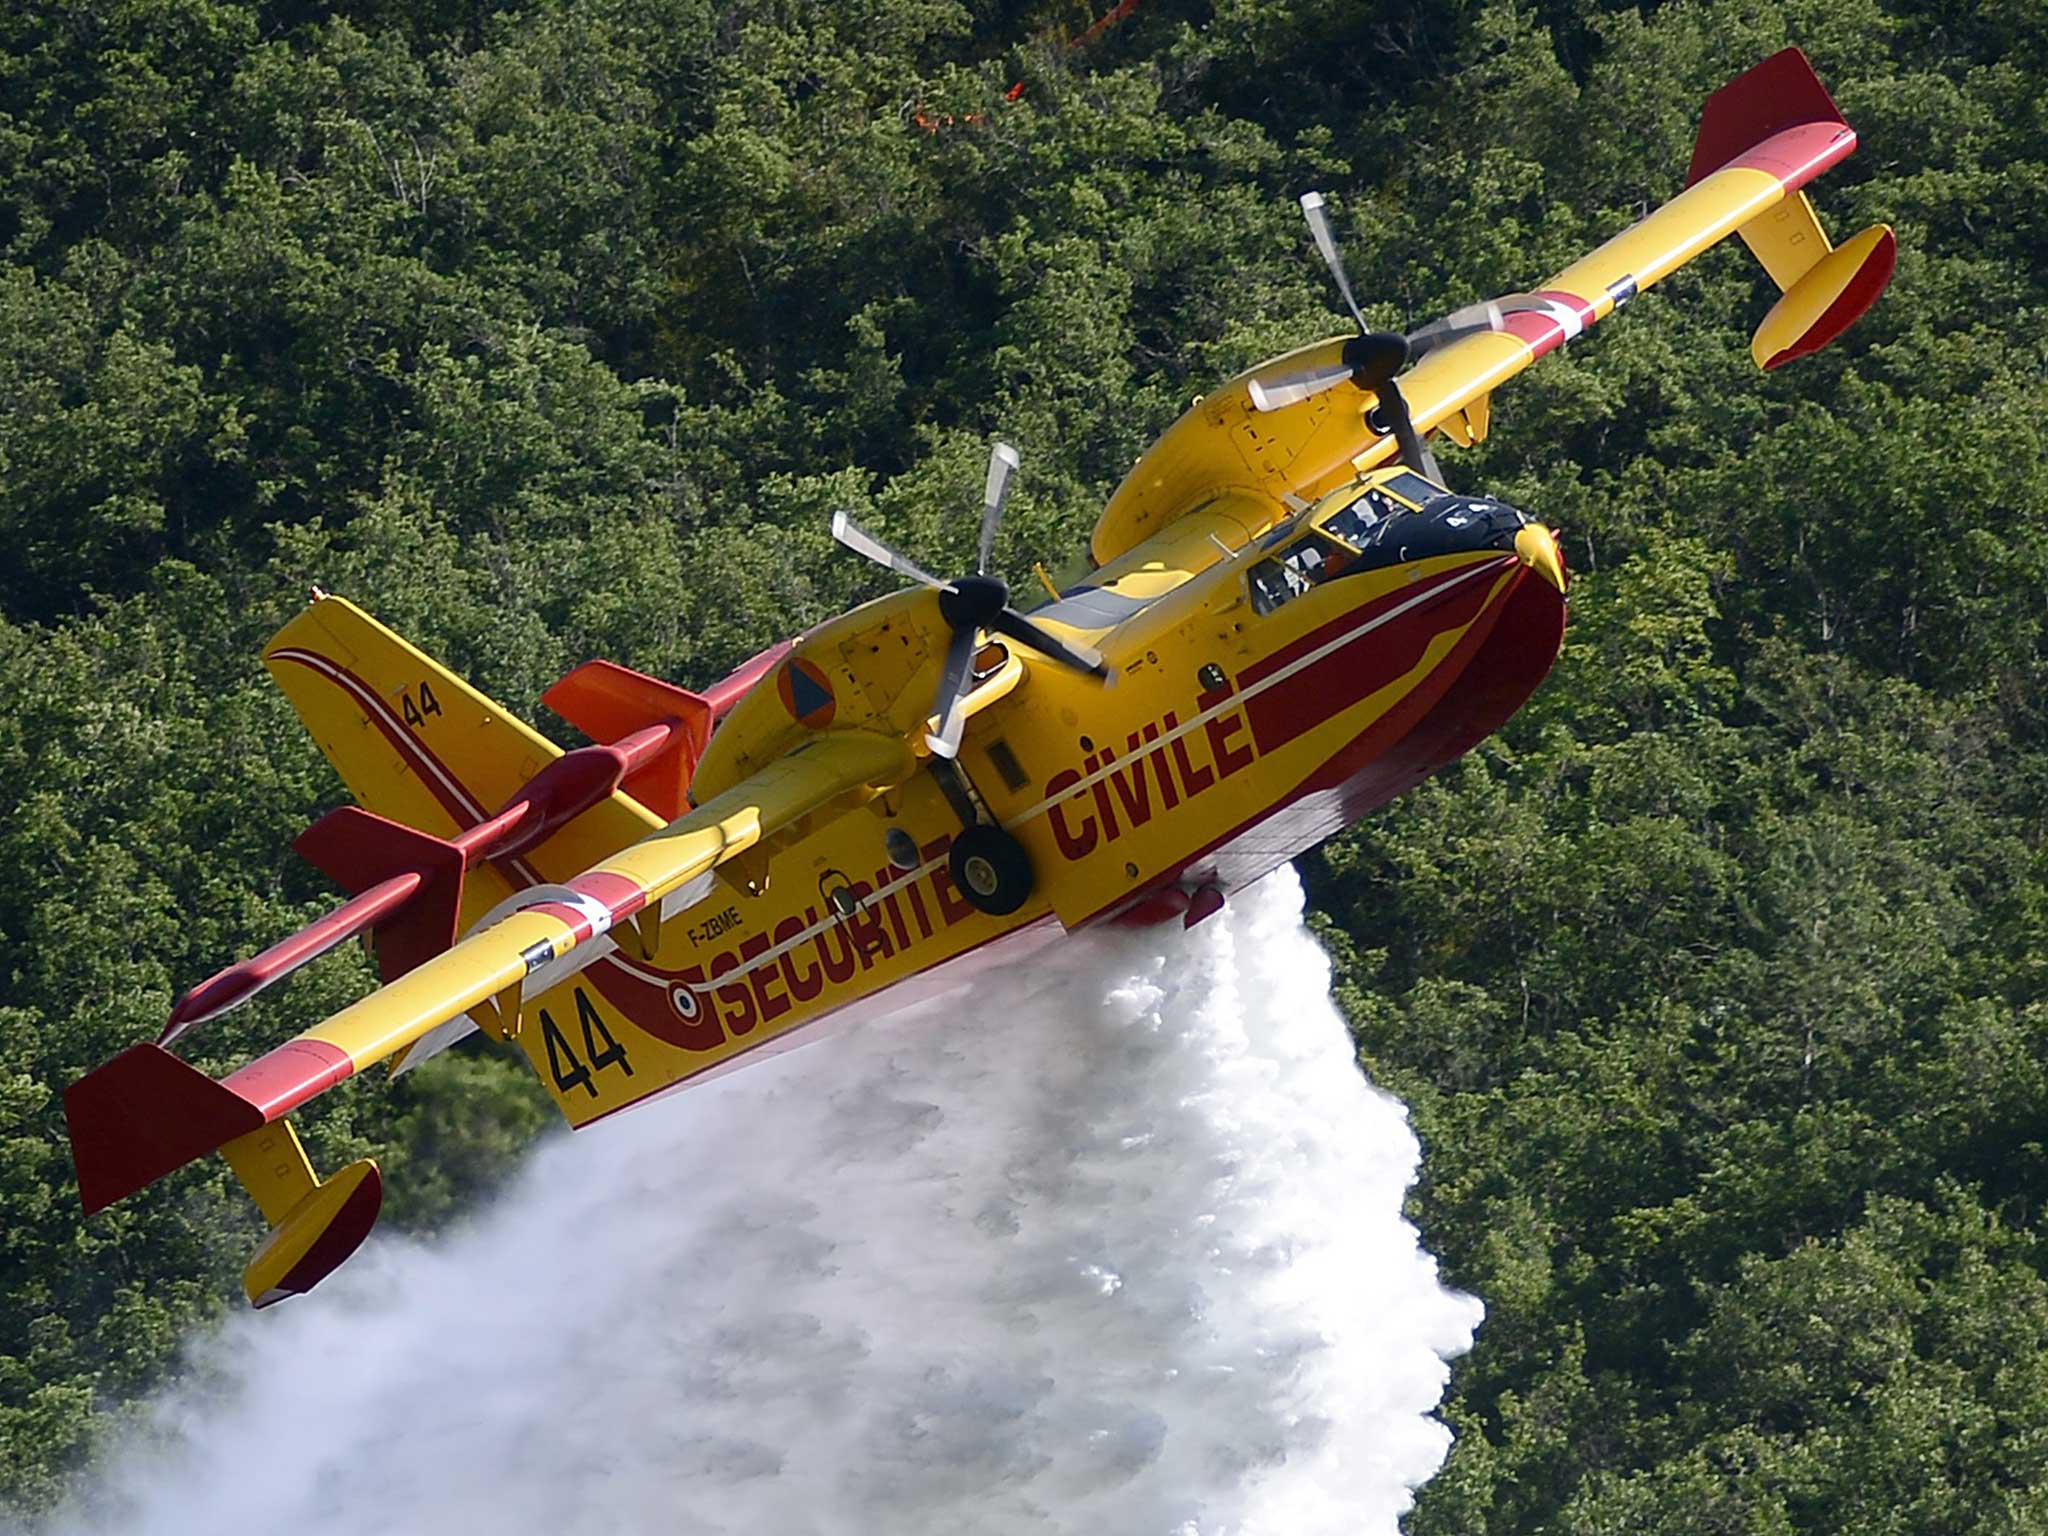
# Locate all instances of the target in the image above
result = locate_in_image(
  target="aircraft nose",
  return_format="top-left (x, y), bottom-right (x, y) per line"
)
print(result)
top-left (1514, 523), bottom-right (1567, 594)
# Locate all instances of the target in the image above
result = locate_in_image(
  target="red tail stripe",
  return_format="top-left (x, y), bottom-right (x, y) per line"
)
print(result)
top-left (1761, 226), bottom-right (1897, 369)
top-left (223, 1039), bottom-right (356, 1120)
top-left (254, 1166), bottom-right (383, 1309)
top-left (268, 649), bottom-right (483, 832)
top-left (1687, 48), bottom-right (1848, 188)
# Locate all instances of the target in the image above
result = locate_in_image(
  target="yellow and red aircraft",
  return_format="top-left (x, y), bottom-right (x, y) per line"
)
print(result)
top-left (67, 49), bottom-right (1894, 1308)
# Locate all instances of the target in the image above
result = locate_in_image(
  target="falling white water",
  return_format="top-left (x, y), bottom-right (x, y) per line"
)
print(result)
top-left (48, 868), bottom-right (1480, 1536)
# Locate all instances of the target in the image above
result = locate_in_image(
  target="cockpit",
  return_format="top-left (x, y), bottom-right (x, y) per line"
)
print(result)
top-left (1247, 471), bottom-right (1533, 617)
top-left (1321, 471), bottom-right (1447, 548)
top-left (1247, 531), bottom-right (1348, 615)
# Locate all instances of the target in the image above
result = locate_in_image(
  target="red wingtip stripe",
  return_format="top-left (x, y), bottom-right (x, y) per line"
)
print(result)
top-left (223, 1039), bottom-right (355, 1121)
top-left (254, 1164), bottom-right (383, 1308)
top-left (1762, 225), bottom-right (1898, 369)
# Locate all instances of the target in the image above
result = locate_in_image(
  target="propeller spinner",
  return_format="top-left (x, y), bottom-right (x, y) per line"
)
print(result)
top-left (831, 442), bottom-right (1109, 760)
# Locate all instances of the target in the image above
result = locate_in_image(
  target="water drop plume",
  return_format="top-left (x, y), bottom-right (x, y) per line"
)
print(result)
top-left (51, 868), bottom-right (1481, 1535)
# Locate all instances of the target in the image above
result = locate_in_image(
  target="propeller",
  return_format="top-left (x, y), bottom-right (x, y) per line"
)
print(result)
top-left (978, 441), bottom-right (1018, 577)
top-left (1248, 190), bottom-right (1527, 480)
top-left (831, 441), bottom-right (1109, 759)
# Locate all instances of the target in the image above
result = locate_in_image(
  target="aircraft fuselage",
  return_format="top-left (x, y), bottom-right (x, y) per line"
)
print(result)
top-left (530, 474), bottom-right (1567, 1126)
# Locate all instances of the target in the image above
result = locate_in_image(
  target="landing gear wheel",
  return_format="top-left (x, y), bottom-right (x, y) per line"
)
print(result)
top-left (949, 825), bottom-right (1035, 916)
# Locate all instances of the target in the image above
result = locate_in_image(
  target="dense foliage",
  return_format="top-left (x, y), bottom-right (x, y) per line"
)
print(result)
top-left (1, 0), bottom-right (2042, 1525)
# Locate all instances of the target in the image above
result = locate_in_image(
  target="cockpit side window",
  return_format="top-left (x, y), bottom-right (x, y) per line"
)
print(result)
top-left (1248, 533), bottom-right (1346, 616)
top-left (1247, 559), bottom-right (1300, 615)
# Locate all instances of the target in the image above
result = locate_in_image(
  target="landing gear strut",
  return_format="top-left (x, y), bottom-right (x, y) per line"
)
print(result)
top-left (923, 755), bottom-right (1036, 915)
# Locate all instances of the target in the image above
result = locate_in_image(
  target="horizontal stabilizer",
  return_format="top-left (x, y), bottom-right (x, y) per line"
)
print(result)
top-left (66, 1044), bottom-right (266, 1213)
top-left (1677, 48), bottom-right (1892, 370)
top-left (73, 593), bottom-right (919, 1305)
top-left (543, 661), bottom-right (715, 821)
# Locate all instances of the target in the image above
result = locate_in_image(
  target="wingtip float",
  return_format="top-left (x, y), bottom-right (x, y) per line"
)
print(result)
top-left (1682, 46), bottom-right (1897, 371)
top-left (66, 48), bottom-right (1892, 1308)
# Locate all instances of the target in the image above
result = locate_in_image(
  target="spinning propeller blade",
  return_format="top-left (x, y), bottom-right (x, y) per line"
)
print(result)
top-left (831, 510), bottom-right (952, 591)
top-left (829, 444), bottom-right (1109, 760)
top-left (990, 610), bottom-right (1108, 679)
top-left (1247, 360), bottom-right (1357, 413)
top-left (978, 441), bottom-right (1019, 577)
top-left (1249, 194), bottom-right (1520, 418)
top-left (924, 625), bottom-right (980, 759)
top-left (1407, 299), bottom-right (1508, 362)
top-left (1300, 192), bottom-right (1370, 335)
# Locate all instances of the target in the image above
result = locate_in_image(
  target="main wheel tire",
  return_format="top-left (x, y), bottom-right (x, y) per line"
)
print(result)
top-left (948, 824), bottom-right (1035, 916)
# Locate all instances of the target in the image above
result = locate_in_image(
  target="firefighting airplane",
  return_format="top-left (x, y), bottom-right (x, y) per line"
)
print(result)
top-left (69, 49), bottom-right (1893, 1308)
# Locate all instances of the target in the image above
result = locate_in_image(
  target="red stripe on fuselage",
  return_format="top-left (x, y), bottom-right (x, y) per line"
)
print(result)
top-left (570, 913), bottom-right (1067, 1133)
top-left (1238, 559), bottom-right (1508, 689)
top-left (1073, 563), bottom-right (1548, 928)
top-left (1238, 559), bottom-right (1509, 756)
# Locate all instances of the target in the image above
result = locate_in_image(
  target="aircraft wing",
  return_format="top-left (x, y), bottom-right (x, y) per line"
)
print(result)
top-left (1369, 49), bottom-right (1895, 470)
top-left (1090, 48), bottom-right (1895, 564)
top-left (66, 729), bottom-right (913, 1220)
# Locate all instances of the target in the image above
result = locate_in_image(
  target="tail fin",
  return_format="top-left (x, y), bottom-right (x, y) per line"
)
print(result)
top-left (69, 596), bottom-right (724, 1305)
top-left (262, 597), bottom-right (665, 929)
top-left (1688, 48), bottom-right (1897, 370)
top-left (258, 595), bottom-right (709, 1075)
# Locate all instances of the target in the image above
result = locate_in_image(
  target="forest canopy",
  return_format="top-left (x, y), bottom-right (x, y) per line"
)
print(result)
top-left (1, 0), bottom-right (2045, 1528)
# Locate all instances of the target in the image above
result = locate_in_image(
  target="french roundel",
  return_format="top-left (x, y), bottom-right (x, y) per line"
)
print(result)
top-left (669, 983), bottom-right (705, 1023)
top-left (777, 655), bottom-right (837, 729)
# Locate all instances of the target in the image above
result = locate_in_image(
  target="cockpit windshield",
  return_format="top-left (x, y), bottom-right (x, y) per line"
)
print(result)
top-left (1322, 487), bottom-right (1402, 549)
top-left (1247, 471), bottom-right (1523, 618)
top-left (1319, 472), bottom-right (1445, 549)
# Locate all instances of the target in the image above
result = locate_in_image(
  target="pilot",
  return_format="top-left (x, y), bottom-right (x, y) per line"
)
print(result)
top-left (1323, 487), bottom-right (1397, 547)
